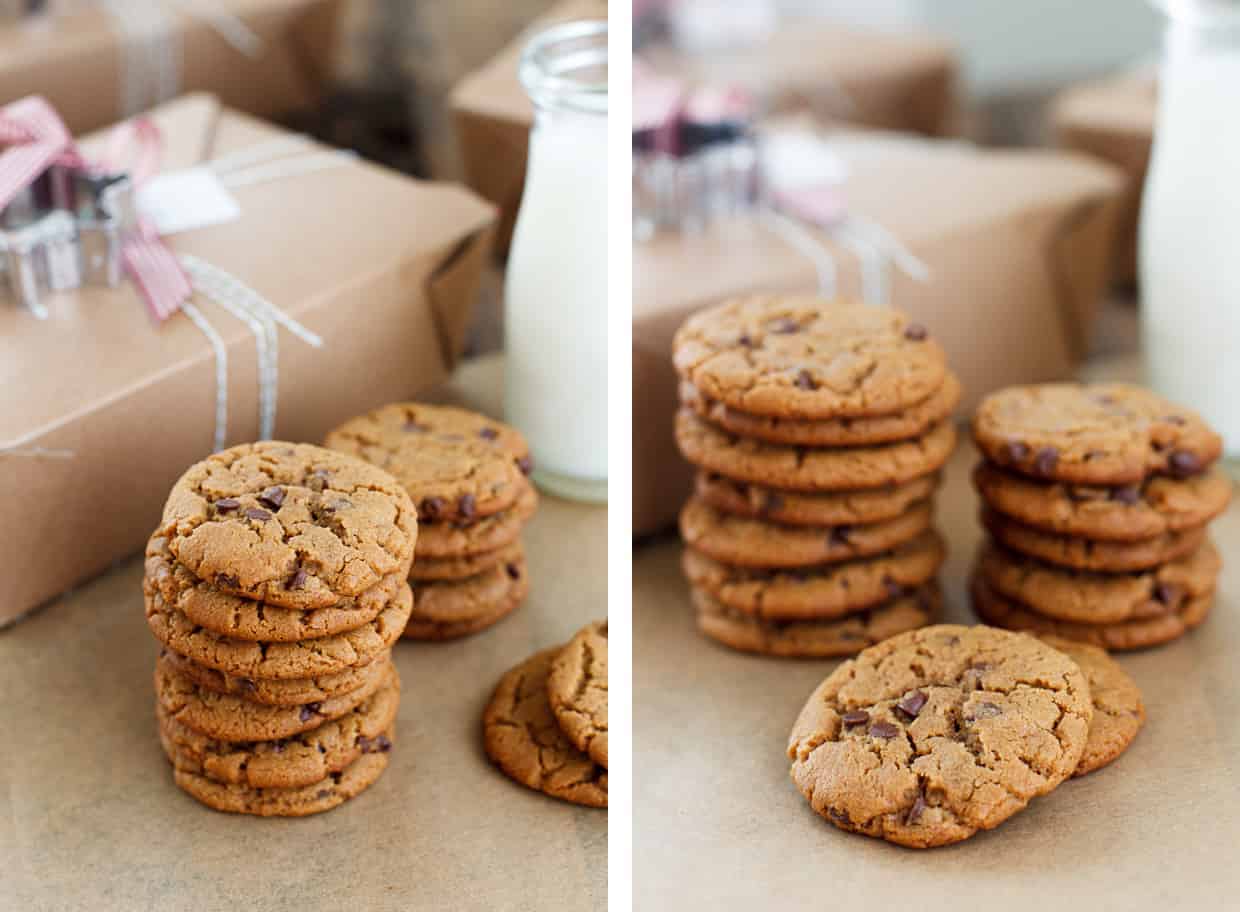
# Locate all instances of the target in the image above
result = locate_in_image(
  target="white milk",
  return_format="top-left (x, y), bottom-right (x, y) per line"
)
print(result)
top-left (505, 21), bottom-right (608, 502)
top-left (1141, 23), bottom-right (1240, 459)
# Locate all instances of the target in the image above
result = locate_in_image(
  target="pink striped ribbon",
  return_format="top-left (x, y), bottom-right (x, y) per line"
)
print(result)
top-left (0, 95), bottom-right (191, 321)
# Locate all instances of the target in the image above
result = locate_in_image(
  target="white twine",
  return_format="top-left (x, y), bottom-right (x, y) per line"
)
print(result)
top-left (178, 299), bottom-right (229, 452)
top-left (758, 207), bottom-right (836, 298)
top-left (0, 445), bottom-right (76, 459)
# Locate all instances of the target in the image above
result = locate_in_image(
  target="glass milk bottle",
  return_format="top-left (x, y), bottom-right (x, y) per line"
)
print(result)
top-left (505, 19), bottom-right (608, 503)
top-left (1141, 0), bottom-right (1240, 464)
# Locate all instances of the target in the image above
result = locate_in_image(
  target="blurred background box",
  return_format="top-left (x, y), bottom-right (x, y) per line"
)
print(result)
top-left (632, 131), bottom-right (1123, 537)
top-left (0, 0), bottom-right (341, 135)
top-left (0, 94), bottom-right (496, 627)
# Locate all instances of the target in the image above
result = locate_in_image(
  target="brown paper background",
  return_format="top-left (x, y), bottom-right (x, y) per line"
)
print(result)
top-left (635, 358), bottom-right (1240, 906)
top-left (0, 356), bottom-right (607, 912)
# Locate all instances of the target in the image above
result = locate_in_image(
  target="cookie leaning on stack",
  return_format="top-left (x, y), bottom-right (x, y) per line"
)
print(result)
top-left (325, 404), bottom-right (537, 641)
top-left (144, 442), bottom-right (417, 816)
top-left (483, 621), bottom-right (608, 808)
top-left (968, 384), bottom-right (1230, 649)
top-left (671, 296), bottom-right (960, 657)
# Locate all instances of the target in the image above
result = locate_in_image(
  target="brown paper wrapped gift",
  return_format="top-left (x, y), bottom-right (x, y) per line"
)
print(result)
top-left (0, 0), bottom-right (341, 136)
top-left (450, 0), bottom-right (607, 257)
top-left (1051, 70), bottom-right (1157, 286)
top-left (0, 93), bottom-right (496, 627)
top-left (633, 132), bottom-right (1123, 538)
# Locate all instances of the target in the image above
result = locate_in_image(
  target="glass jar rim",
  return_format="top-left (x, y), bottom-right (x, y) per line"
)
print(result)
top-left (519, 19), bottom-right (608, 115)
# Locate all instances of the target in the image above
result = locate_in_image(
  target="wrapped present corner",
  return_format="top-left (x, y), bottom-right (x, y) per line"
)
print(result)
top-left (0, 93), bottom-right (496, 627)
top-left (0, 0), bottom-right (341, 136)
top-left (633, 130), bottom-right (1124, 538)
top-left (1050, 70), bottom-right (1156, 286)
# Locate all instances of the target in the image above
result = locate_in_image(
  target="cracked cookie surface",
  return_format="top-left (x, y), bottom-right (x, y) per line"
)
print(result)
top-left (483, 647), bottom-right (607, 808)
top-left (676, 410), bottom-right (956, 492)
top-left (402, 557), bottom-right (529, 640)
top-left (683, 530), bottom-right (945, 620)
top-left (695, 470), bottom-right (939, 527)
top-left (673, 296), bottom-right (948, 419)
top-left (325, 402), bottom-right (530, 523)
top-left (547, 621), bottom-right (608, 768)
top-left (972, 383), bottom-right (1221, 485)
top-left (787, 624), bottom-right (1092, 848)
top-left (416, 479), bottom-right (538, 558)
top-left (158, 648), bottom-right (383, 706)
top-left (160, 442), bottom-right (417, 611)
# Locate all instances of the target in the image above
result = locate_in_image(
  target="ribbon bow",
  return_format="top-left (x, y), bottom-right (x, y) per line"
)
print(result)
top-left (0, 95), bottom-right (192, 321)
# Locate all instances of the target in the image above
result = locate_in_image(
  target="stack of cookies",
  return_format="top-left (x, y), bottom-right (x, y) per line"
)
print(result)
top-left (483, 620), bottom-right (608, 808)
top-left (969, 383), bottom-right (1230, 650)
top-left (144, 442), bottom-right (417, 816)
top-left (325, 404), bottom-right (537, 641)
top-left (672, 296), bottom-right (960, 657)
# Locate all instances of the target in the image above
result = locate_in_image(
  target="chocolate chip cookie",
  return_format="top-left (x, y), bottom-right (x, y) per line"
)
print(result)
top-left (972, 383), bottom-right (1222, 485)
top-left (410, 541), bottom-right (524, 582)
top-left (324, 403), bottom-right (530, 523)
top-left (982, 508), bottom-right (1206, 572)
top-left (694, 471), bottom-right (939, 527)
top-left (787, 624), bottom-right (1092, 847)
top-left (977, 539), bottom-right (1220, 624)
top-left (673, 296), bottom-right (948, 420)
top-left (402, 557), bottom-right (529, 641)
top-left (676, 410), bottom-right (957, 492)
top-left (158, 648), bottom-right (384, 707)
top-left (483, 647), bottom-right (608, 808)
top-left (159, 442), bottom-right (418, 611)
top-left (693, 585), bottom-right (939, 658)
top-left (973, 461), bottom-right (1232, 542)
top-left (683, 530), bottom-right (945, 620)
top-left (416, 479), bottom-right (539, 559)
top-left (680, 496), bottom-right (933, 569)
top-left (547, 621), bottom-right (608, 768)
top-left (680, 371), bottom-right (961, 447)
top-left (971, 575), bottom-right (1215, 650)
top-left (1040, 636), bottom-right (1145, 776)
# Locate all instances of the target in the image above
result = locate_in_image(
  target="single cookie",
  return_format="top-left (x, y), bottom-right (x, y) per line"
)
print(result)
top-left (145, 535), bottom-right (401, 643)
top-left (694, 471), bottom-right (939, 528)
top-left (325, 403), bottom-right (530, 523)
top-left (159, 442), bottom-right (417, 611)
top-left (983, 508), bottom-right (1206, 572)
top-left (676, 409), bottom-right (957, 492)
top-left (1039, 636), bottom-right (1145, 776)
top-left (158, 671), bottom-right (399, 789)
top-left (547, 621), bottom-right (609, 768)
top-left (416, 479), bottom-right (538, 559)
top-left (482, 647), bottom-right (608, 808)
top-left (410, 541), bottom-right (525, 582)
top-left (673, 296), bottom-right (948, 419)
top-left (680, 372), bottom-right (962, 447)
top-left (972, 383), bottom-right (1222, 485)
top-left (169, 740), bottom-right (392, 817)
top-left (972, 575), bottom-right (1214, 650)
top-left (145, 582), bottom-right (412, 680)
top-left (973, 461), bottom-right (1232, 542)
top-left (683, 530), bottom-right (946, 620)
top-left (401, 558), bottom-right (530, 641)
top-left (155, 653), bottom-right (393, 742)
top-left (158, 648), bottom-right (383, 707)
top-left (693, 585), bottom-right (939, 658)
top-left (977, 539), bottom-right (1221, 624)
top-left (787, 624), bottom-right (1092, 848)
top-left (680, 496), bottom-right (933, 569)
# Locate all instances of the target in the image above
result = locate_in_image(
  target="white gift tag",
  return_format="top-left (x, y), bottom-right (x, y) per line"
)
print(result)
top-left (137, 167), bottom-right (241, 235)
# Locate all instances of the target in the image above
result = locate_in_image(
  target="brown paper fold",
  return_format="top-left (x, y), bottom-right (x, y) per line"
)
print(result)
top-left (632, 131), bottom-right (1124, 538)
top-left (0, 94), bottom-right (497, 626)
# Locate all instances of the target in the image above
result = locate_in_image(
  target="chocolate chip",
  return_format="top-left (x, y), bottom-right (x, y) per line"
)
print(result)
top-left (1033, 446), bottom-right (1059, 476)
top-left (375, 734), bottom-right (392, 752)
top-left (478, 427), bottom-right (499, 440)
top-left (458, 494), bottom-right (477, 520)
top-left (506, 563), bottom-right (521, 580)
top-left (316, 789), bottom-right (331, 799)
top-left (287, 568), bottom-right (308, 590)
top-left (829, 525), bottom-right (852, 547)
top-left (895, 690), bottom-right (928, 720)
top-left (1110, 484), bottom-right (1141, 505)
top-left (1153, 582), bottom-right (1180, 605)
top-left (794, 370), bottom-right (817, 391)
top-left (306, 469), bottom-right (330, 492)
top-left (737, 333), bottom-right (753, 347)
top-left (318, 744), bottom-right (327, 754)
top-left (517, 456), bottom-right (533, 476)
top-left (770, 317), bottom-right (800, 334)
top-left (869, 721), bottom-right (900, 739)
top-left (904, 793), bottom-right (927, 825)
top-left (732, 480), bottom-right (749, 497)
top-left (761, 491), bottom-right (783, 515)
top-left (214, 498), bottom-right (240, 513)
top-left (257, 486), bottom-right (285, 510)
top-left (1067, 485), bottom-right (1108, 502)
top-left (1163, 414), bottom-right (1187, 426)
top-left (272, 740), bottom-right (286, 753)
top-left (882, 575), bottom-right (904, 599)
top-left (299, 703), bottom-right (322, 722)
top-left (239, 678), bottom-right (257, 693)
top-left (215, 573), bottom-right (240, 589)
top-left (903, 323), bottom-right (928, 341)
top-left (973, 702), bottom-right (1003, 719)
top-left (419, 497), bottom-right (446, 521)
top-left (403, 420), bottom-right (429, 432)
top-left (1169, 450), bottom-right (1201, 477)
top-left (243, 507), bottom-right (271, 522)
top-left (827, 807), bottom-right (853, 826)
top-left (841, 710), bottom-right (870, 727)
top-left (1005, 441), bottom-right (1030, 463)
